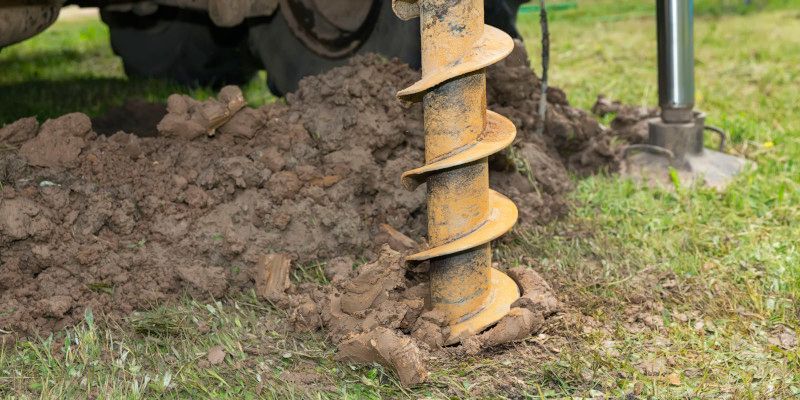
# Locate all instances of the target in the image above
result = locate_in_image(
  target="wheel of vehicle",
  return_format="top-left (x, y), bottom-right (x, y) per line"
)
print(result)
top-left (249, 0), bottom-right (525, 96)
top-left (248, 0), bottom-right (420, 96)
top-left (101, 6), bottom-right (257, 87)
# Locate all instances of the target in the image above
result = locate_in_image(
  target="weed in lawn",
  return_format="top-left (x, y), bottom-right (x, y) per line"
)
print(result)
top-left (291, 261), bottom-right (330, 286)
top-left (129, 307), bottom-right (191, 338)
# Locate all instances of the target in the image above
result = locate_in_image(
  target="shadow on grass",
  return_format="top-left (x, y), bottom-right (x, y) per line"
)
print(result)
top-left (0, 49), bottom-right (94, 67)
top-left (0, 78), bottom-right (216, 125)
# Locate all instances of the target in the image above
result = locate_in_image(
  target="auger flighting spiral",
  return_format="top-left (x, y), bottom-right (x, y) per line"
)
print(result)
top-left (393, 0), bottom-right (520, 344)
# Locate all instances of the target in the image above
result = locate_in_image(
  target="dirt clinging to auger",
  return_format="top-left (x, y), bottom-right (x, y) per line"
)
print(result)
top-left (1, 43), bottom-right (619, 375)
top-left (267, 244), bottom-right (561, 386)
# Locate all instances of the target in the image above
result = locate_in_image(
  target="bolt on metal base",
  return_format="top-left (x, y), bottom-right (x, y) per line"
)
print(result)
top-left (622, 112), bottom-right (750, 190)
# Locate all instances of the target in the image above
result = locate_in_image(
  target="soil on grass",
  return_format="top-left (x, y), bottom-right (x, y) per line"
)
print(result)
top-left (0, 42), bottom-right (624, 380)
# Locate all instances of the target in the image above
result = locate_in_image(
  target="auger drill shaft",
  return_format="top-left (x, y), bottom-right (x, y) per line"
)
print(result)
top-left (393, 0), bottom-right (520, 343)
top-left (424, 3), bottom-right (491, 329)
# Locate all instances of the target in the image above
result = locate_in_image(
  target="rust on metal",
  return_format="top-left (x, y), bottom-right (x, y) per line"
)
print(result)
top-left (393, 0), bottom-right (520, 343)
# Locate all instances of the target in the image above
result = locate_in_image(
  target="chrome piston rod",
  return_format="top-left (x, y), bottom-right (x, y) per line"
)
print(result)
top-left (657, 0), bottom-right (695, 123)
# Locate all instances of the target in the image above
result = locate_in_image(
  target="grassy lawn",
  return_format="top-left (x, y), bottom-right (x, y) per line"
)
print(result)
top-left (1, 1), bottom-right (799, 398)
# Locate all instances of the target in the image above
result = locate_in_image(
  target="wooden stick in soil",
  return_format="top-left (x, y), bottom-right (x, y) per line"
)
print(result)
top-left (536, 0), bottom-right (550, 135)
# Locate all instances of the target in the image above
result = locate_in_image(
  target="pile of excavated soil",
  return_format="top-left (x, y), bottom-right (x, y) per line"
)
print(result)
top-left (0, 43), bottom-right (621, 372)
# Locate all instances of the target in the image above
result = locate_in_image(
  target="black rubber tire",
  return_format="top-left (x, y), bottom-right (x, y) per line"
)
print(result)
top-left (486, 0), bottom-right (527, 40)
top-left (249, 0), bottom-right (524, 96)
top-left (248, 0), bottom-right (420, 96)
top-left (100, 6), bottom-right (257, 87)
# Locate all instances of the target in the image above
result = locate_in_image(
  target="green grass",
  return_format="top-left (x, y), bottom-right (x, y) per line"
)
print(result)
top-left (1, 3), bottom-right (799, 398)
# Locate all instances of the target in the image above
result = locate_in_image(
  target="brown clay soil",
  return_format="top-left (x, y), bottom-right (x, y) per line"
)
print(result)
top-left (0, 42), bottom-right (628, 382)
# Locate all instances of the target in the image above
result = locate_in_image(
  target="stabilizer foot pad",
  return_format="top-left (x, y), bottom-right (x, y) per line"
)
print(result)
top-left (622, 148), bottom-right (751, 190)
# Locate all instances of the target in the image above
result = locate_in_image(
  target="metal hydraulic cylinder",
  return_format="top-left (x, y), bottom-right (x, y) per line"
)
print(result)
top-left (626, 0), bottom-right (748, 189)
top-left (649, 0), bottom-right (703, 163)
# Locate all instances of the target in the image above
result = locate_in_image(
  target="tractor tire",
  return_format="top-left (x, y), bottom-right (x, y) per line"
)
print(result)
top-left (100, 6), bottom-right (257, 87)
top-left (486, 0), bottom-right (527, 40)
top-left (249, 0), bottom-right (525, 96)
top-left (248, 0), bottom-right (420, 96)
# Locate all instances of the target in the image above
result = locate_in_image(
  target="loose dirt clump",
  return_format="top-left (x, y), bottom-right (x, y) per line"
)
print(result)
top-left (264, 245), bottom-right (561, 385)
top-left (18, 113), bottom-right (94, 168)
top-left (0, 117), bottom-right (39, 147)
top-left (0, 43), bottom-right (621, 376)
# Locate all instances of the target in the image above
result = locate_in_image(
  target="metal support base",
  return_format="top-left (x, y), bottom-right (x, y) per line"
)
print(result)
top-left (622, 113), bottom-right (750, 190)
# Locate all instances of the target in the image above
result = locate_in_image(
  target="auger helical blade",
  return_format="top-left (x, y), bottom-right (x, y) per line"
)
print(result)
top-left (393, 0), bottom-right (521, 343)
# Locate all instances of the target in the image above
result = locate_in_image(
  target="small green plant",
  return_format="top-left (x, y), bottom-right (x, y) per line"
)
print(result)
top-left (87, 282), bottom-right (113, 295)
top-left (505, 145), bottom-right (542, 197)
top-left (667, 166), bottom-right (682, 191)
top-left (127, 238), bottom-right (146, 249)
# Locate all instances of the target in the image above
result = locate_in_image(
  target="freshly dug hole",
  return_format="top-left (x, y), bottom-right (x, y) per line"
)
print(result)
top-left (0, 43), bottom-right (622, 372)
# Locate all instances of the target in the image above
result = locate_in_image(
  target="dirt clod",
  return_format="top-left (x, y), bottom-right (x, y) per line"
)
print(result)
top-left (337, 246), bottom-right (407, 318)
top-left (157, 85), bottom-right (247, 139)
top-left (254, 254), bottom-right (292, 302)
top-left (19, 113), bottom-right (94, 168)
top-left (378, 223), bottom-right (419, 252)
top-left (592, 95), bottom-right (658, 144)
top-left (336, 327), bottom-right (427, 386)
top-left (508, 267), bottom-right (562, 317)
top-left (469, 307), bottom-right (541, 353)
top-left (207, 345), bottom-right (226, 365)
top-left (0, 117), bottom-right (38, 146)
top-left (411, 310), bottom-right (450, 349)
